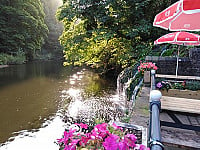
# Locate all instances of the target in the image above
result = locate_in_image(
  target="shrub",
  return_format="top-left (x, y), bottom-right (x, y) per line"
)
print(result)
top-left (185, 81), bottom-right (200, 91)
top-left (156, 79), bottom-right (200, 91)
top-left (0, 51), bottom-right (26, 65)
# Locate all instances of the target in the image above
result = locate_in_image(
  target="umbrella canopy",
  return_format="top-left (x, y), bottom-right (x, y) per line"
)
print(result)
top-left (153, 0), bottom-right (200, 31)
top-left (154, 31), bottom-right (200, 45)
top-left (154, 31), bottom-right (200, 76)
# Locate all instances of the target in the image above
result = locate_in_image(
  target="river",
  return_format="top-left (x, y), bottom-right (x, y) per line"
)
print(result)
top-left (0, 61), bottom-right (123, 150)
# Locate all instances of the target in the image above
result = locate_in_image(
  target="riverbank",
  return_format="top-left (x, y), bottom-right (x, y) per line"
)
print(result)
top-left (0, 65), bottom-right (9, 69)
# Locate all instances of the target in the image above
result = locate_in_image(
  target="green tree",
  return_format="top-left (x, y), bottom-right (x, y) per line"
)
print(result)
top-left (57, 0), bottom-right (172, 73)
top-left (40, 0), bottom-right (63, 58)
top-left (0, 0), bottom-right (48, 61)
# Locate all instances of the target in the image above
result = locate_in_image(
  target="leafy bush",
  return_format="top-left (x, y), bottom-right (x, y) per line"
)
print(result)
top-left (173, 81), bottom-right (186, 90)
top-left (0, 51), bottom-right (26, 65)
top-left (156, 79), bottom-right (200, 91)
top-left (185, 81), bottom-right (200, 91)
top-left (126, 73), bottom-right (143, 101)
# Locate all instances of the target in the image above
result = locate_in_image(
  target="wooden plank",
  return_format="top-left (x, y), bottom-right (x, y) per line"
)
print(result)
top-left (156, 74), bottom-right (200, 80)
top-left (175, 114), bottom-right (190, 125)
top-left (161, 96), bottom-right (200, 114)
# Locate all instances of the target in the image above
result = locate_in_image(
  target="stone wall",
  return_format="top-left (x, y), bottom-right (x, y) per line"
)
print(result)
top-left (145, 48), bottom-right (200, 76)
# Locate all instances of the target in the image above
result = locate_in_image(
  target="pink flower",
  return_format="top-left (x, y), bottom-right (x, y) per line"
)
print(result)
top-left (124, 134), bottom-right (137, 148)
top-left (91, 123), bottom-right (109, 138)
top-left (94, 123), bottom-right (108, 132)
top-left (156, 82), bottom-right (162, 88)
top-left (112, 123), bottom-right (123, 131)
top-left (57, 129), bottom-right (76, 144)
top-left (71, 139), bottom-right (79, 145)
top-left (125, 134), bottom-right (137, 142)
top-left (57, 123), bottom-right (150, 150)
top-left (153, 66), bottom-right (158, 70)
top-left (138, 62), bottom-right (158, 72)
top-left (63, 144), bottom-right (76, 150)
top-left (79, 136), bottom-right (90, 146)
top-left (103, 134), bottom-right (119, 150)
top-left (139, 144), bottom-right (150, 150)
top-left (118, 141), bottom-right (129, 150)
top-left (75, 123), bottom-right (88, 129)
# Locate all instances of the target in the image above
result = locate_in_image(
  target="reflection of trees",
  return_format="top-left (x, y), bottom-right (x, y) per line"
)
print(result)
top-left (62, 69), bottom-right (121, 124)
top-left (0, 61), bottom-right (73, 89)
top-left (82, 74), bottom-right (105, 98)
top-left (71, 70), bottom-right (115, 98)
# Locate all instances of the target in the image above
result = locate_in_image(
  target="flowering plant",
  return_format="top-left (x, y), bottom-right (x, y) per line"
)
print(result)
top-left (156, 81), bottom-right (172, 91)
top-left (57, 123), bottom-right (149, 150)
top-left (137, 62), bottom-right (158, 74)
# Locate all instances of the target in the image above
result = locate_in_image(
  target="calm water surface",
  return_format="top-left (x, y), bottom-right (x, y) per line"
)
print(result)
top-left (0, 61), bottom-right (120, 150)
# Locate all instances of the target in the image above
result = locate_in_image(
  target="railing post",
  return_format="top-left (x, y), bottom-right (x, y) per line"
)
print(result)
top-left (149, 70), bottom-right (164, 150)
top-left (151, 69), bottom-right (156, 90)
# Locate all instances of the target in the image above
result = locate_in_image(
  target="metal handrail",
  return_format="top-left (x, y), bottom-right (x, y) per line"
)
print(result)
top-left (149, 70), bottom-right (164, 150)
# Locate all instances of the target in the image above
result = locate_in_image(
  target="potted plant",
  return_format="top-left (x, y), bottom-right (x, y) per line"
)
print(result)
top-left (138, 62), bottom-right (158, 83)
top-left (57, 122), bottom-right (149, 150)
top-left (156, 79), bottom-right (200, 99)
top-left (156, 80), bottom-right (172, 92)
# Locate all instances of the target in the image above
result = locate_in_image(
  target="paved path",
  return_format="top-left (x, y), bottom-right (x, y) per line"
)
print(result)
top-left (129, 86), bottom-right (150, 128)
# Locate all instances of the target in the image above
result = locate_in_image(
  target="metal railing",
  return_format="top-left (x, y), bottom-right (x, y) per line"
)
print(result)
top-left (148, 70), bottom-right (164, 150)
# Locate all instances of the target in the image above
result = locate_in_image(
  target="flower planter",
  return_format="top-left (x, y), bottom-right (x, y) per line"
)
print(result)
top-left (58, 122), bottom-right (149, 150)
top-left (137, 62), bottom-right (157, 84)
top-left (161, 89), bottom-right (200, 99)
top-left (143, 71), bottom-right (151, 83)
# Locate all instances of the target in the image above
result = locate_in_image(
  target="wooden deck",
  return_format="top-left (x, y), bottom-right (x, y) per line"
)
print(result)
top-left (153, 75), bottom-right (200, 148)
top-left (160, 96), bottom-right (200, 149)
top-left (161, 96), bottom-right (200, 114)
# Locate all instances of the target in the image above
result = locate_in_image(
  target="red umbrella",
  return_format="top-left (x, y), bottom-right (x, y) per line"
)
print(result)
top-left (154, 31), bottom-right (200, 76)
top-left (153, 0), bottom-right (200, 31)
top-left (154, 31), bottom-right (200, 45)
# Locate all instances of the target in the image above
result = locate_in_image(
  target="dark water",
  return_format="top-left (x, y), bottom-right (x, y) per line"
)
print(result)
top-left (0, 61), bottom-right (121, 150)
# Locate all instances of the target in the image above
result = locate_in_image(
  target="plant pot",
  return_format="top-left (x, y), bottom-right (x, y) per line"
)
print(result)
top-left (144, 71), bottom-right (151, 83)
top-left (161, 89), bottom-right (200, 99)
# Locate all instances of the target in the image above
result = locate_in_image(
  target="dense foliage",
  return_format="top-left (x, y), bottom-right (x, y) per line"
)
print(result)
top-left (0, 0), bottom-right (48, 62)
top-left (41, 0), bottom-right (63, 59)
top-left (57, 0), bottom-right (172, 73)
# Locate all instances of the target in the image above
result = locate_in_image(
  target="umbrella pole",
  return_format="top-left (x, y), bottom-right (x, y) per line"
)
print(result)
top-left (175, 46), bottom-right (180, 77)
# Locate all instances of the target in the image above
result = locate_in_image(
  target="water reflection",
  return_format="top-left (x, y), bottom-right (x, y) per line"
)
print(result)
top-left (0, 114), bottom-right (65, 150)
top-left (0, 61), bottom-right (126, 150)
top-left (60, 70), bottom-right (125, 124)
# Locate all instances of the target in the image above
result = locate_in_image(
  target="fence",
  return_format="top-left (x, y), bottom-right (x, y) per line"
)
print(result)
top-left (148, 70), bottom-right (164, 150)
